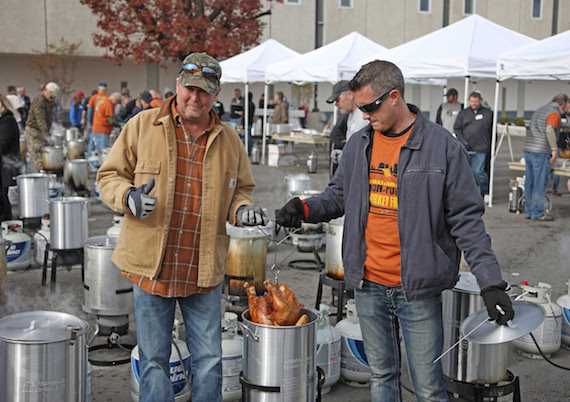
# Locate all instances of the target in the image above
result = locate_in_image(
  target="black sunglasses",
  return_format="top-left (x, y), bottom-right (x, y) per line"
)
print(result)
top-left (356, 85), bottom-right (398, 114)
top-left (180, 63), bottom-right (219, 80)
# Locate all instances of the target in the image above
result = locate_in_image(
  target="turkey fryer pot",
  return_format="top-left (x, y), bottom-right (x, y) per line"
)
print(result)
top-left (239, 307), bottom-right (321, 401)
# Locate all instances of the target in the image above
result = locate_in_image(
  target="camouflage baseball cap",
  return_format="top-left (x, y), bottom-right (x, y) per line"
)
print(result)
top-left (178, 53), bottom-right (221, 95)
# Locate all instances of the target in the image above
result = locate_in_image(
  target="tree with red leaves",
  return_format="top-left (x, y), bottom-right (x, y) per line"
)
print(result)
top-left (80, 0), bottom-right (282, 65)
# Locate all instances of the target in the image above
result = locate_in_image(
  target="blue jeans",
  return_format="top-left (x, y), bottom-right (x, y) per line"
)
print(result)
top-left (90, 131), bottom-right (111, 168)
top-left (469, 152), bottom-right (489, 195)
top-left (524, 151), bottom-right (551, 219)
top-left (133, 285), bottom-right (222, 402)
top-left (355, 281), bottom-right (448, 402)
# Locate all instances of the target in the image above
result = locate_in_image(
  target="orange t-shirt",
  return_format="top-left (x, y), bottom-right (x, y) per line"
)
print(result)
top-left (92, 97), bottom-right (114, 134)
top-left (150, 98), bottom-right (163, 108)
top-left (363, 127), bottom-right (412, 287)
top-left (547, 111), bottom-right (561, 129)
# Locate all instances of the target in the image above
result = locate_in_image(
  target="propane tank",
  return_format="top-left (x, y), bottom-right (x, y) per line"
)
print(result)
top-left (513, 282), bottom-right (562, 358)
top-left (93, 180), bottom-right (100, 200)
top-left (107, 214), bottom-right (124, 236)
top-left (556, 280), bottom-right (570, 349)
top-left (316, 304), bottom-right (341, 394)
top-left (130, 320), bottom-right (191, 401)
top-left (85, 360), bottom-right (93, 402)
top-left (335, 299), bottom-right (371, 386)
top-left (508, 179), bottom-right (523, 213)
top-left (307, 151), bottom-right (318, 173)
top-left (2, 220), bottom-right (31, 271)
top-left (221, 312), bottom-right (243, 401)
top-left (33, 214), bottom-right (53, 265)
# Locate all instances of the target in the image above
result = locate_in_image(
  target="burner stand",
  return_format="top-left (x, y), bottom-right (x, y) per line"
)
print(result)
top-left (314, 272), bottom-right (354, 323)
top-left (445, 370), bottom-right (520, 402)
top-left (41, 245), bottom-right (84, 291)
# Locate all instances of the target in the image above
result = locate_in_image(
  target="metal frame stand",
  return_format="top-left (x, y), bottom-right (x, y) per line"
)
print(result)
top-left (314, 272), bottom-right (354, 323)
top-left (445, 370), bottom-right (521, 402)
top-left (41, 244), bottom-right (84, 291)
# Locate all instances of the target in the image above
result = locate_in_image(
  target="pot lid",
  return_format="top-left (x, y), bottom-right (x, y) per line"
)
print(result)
top-left (48, 196), bottom-right (89, 204)
top-left (452, 271), bottom-right (480, 294)
top-left (284, 173), bottom-right (311, 182)
top-left (84, 235), bottom-right (118, 249)
top-left (460, 301), bottom-right (546, 344)
top-left (226, 221), bottom-right (273, 239)
top-left (0, 311), bottom-right (88, 343)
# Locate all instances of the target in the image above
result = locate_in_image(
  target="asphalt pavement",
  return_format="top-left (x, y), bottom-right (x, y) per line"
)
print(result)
top-left (2, 135), bottom-right (570, 401)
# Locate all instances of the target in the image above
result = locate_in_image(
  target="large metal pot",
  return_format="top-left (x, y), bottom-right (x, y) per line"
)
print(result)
top-left (19, 135), bottom-right (26, 158)
top-left (441, 272), bottom-right (508, 384)
top-left (83, 235), bottom-right (134, 315)
top-left (65, 127), bottom-right (82, 143)
top-left (52, 132), bottom-right (64, 147)
top-left (67, 139), bottom-right (87, 160)
top-left (98, 147), bottom-right (112, 168)
top-left (284, 174), bottom-right (311, 202)
top-left (15, 173), bottom-right (50, 218)
top-left (64, 159), bottom-right (89, 193)
top-left (225, 222), bottom-right (269, 296)
top-left (240, 308), bottom-right (320, 401)
top-left (41, 146), bottom-right (64, 171)
top-left (49, 197), bottom-right (89, 250)
top-left (325, 216), bottom-right (344, 280)
top-left (0, 310), bottom-right (97, 402)
top-left (0, 237), bottom-right (11, 304)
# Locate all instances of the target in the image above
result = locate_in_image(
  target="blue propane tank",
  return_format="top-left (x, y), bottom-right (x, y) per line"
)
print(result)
top-left (2, 220), bottom-right (31, 271)
top-left (335, 299), bottom-right (371, 387)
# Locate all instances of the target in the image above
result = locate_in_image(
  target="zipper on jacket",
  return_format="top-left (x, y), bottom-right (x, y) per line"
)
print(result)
top-left (405, 168), bottom-right (444, 174)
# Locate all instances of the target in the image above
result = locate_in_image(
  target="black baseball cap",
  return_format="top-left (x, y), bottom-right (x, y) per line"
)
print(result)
top-left (445, 88), bottom-right (458, 97)
top-left (326, 81), bottom-right (350, 103)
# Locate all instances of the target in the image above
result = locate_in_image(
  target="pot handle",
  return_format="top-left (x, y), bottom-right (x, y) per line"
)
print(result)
top-left (86, 323), bottom-right (100, 347)
top-left (237, 321), bottom-right (259, 341)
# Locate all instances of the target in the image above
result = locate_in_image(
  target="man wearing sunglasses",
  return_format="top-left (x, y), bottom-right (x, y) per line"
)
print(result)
top-left (276, 60), bottom-right (513, 401)
top-left (97, 52), bottom-right (266, 402)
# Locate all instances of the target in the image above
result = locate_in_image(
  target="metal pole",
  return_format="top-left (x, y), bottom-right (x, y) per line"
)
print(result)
top-left (262, 84), bottom-right (269, 165)
top-left (245, 83), bottom-right (249, 153)
top-left (489, 80), bottom-right (501, 207)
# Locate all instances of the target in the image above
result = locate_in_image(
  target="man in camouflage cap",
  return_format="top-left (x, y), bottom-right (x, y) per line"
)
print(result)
top-left (97, 52), bottom-right (266, 402)
top-left (24, 82), bottom-right (59, 172)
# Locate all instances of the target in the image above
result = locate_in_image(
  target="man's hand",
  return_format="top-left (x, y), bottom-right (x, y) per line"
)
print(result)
top-left (126, 178), bottom-right (157, 220)
top-left (481, 283), bottom-right (514, 325)
top-left (550, 149), bottom-right (558, 164)
top-left (236, 205), bottom-right (268, 226)
top-left (276, 197), bottom-right (305, 228)
top-left (331, 149), bottom-right (343, 164)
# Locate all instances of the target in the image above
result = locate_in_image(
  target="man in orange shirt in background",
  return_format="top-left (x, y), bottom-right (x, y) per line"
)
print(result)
top-left (149, 90), bottom-right (163, 108)
top-left (90, 91), bottom-right (121, 170)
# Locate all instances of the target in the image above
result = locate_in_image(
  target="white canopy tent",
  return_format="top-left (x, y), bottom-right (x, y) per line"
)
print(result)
top-left (219, 39), bottom-right (300, 162)
top-left (358, 15), bottom-right (536, 207)
top-left (265, 31), bottom-right (388, 84)
top-left (489, 30), bottom-right (570, 206)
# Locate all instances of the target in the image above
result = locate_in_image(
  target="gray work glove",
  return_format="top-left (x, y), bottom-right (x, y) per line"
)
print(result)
top-left (126, 178), bottom-right (157, 220)
top-left (330, 149), bottom-right (343, 164)
top-left (236, 205), bottom-right (268, 226)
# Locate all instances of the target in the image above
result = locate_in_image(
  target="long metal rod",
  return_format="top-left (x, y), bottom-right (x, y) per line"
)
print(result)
top-left (433, 317), bottom-right (490, 364)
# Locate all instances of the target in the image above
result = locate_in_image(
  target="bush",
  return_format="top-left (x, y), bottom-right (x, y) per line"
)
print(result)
top-left (513, 117), bottom-right (526, 127)
top-left (498, 116), bottom-right (512, 125)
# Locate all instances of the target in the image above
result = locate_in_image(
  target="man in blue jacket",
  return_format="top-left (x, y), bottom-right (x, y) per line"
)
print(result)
top-left (276, 60), bottom-right (513, 402)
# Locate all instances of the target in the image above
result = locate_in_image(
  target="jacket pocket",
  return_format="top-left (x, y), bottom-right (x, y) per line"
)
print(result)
top-left (215, 233), bottom-right (230, 278)
top-left (126, 225), bottom-right (162, 269)
top-left (133, 161), bottom-right (161, 193)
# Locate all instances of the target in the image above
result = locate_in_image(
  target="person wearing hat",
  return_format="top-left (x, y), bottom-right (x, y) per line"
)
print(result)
top-left (69, 91), bottom-right (85, 129)
top-left (24, 82), bottom-right (60, 172)
top-left (435, 88), bottom-right (463, 134)
top-left (326, 80), bottom-right (369, 178)
top-left (97, 52), bottom-right (266, 402)
top-left (128, 90), bottom-right (153, 119)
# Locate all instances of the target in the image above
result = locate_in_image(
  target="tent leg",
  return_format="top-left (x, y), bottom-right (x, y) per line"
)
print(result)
top-left (489, 80), bottom-right (501, 208)
top-left (262, 84), bottom-right (269, 165)
top-left (245, 83), bottom-right (249, 154)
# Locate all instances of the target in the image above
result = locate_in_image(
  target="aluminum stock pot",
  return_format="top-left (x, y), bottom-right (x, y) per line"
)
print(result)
top-left (42, 146), bottom-right (64, 171)
top-left (66, 139), bottom-right (87, 160)
top-left (239, 308), bottom-right (321, 401)
top-left (441, 272), bottom-right (508, 384)
top-left (325, 216), bottom-right (344, 280)
top-left (15, 173), bottom-right (50, 218)
top-left (64, 159), bottom-right (89, 193)
top-left (48, 197), bottom-right (89, 250)
top-left (0, 311), bottom-right (97, 402)
top-left (65, 127), bottom-right (82, 142)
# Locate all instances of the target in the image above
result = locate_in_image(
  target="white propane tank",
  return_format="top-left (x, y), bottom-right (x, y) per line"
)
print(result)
top-left (33, 215), bottom-right (53, 265)
top-left (556, 280), bottom-right (570, 349)
top-left (94, 180), bottom-right (100, 200)
top-left (335, 299), bottom-right (372, 386)
top-left (107, 214), bottom-right (124, 236)
top-left (2, 220), bottom-right (31, 271)
top-left (130, 320), bottom-right (191, 401)
top-left (513, 282), bottom-right (562, 358)
top-left (316, 304), bottom-right (341, 394)
top-left (222, 312), bottom-right (243, 401)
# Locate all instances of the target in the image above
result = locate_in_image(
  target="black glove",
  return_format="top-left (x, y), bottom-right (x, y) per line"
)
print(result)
top-left (276, 197), bottom-right (305, 228)
top-left (126, 178), bottom-right (157, 220)
top-left (236, 205), bottom-right (268, 226)
top-left (481, 282), bottom-right (514, 325)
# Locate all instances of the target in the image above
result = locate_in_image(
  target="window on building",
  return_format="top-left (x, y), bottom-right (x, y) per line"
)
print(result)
top-left (286, 0), bottom-right (301, 5)
top-left (419, 0), bottom-right (431, 13)
top-left (339, 0), bottom-right (353, 8)
top-left (531, 0), bottom-right (542, 19)
top-left (464, 0), bottom-right (475, 15)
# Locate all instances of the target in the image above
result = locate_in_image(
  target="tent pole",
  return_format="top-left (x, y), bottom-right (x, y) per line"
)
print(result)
top-left (489, 80), bottom-right (501, 208)
top-left (463, 76), bottom-right (470, 106)
top-left (262, 84), bottom-right (269, 165)
top-left (245, 83), bottom-right (249, 154)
